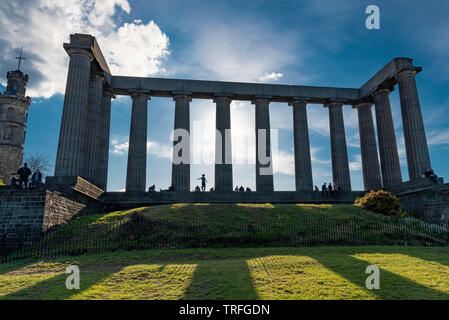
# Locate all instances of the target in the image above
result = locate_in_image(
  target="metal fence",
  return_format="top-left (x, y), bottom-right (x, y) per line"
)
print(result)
top-left (1, 214), bottom-right (448, 263)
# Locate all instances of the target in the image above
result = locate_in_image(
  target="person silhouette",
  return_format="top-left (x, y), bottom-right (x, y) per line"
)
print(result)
top-left (197, 174), bottom-right (208, 192)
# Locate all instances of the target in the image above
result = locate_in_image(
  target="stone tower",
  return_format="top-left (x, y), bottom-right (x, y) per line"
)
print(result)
top-left (0, 69), bottom-right (31, 183)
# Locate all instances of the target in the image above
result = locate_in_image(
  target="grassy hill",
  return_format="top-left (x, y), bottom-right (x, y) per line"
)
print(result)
top-left (4, 203), bottom-right (448, 263)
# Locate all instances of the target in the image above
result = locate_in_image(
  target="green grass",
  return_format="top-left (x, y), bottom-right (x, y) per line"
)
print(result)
top-left (1, 246), bottom-right (449, 300)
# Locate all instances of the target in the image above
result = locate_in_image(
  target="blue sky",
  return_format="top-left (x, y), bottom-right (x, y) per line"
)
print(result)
top-left (1, 0), bottom-right (448, 191)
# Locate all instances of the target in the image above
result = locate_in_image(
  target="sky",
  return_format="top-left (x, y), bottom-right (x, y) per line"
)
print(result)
top-left (0, 0), bottom-right (448, 191)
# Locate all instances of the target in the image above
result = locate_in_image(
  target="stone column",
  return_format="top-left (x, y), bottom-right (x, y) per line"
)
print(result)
top-left (372, 88), bottom-right (402, 187)
top-left (395, 69), bottom-right (431, 181)
top-left (96, 85), bottom-right (114, 191)
top-left (253, 97), bottom-right (274, 192)
top-left (289, 99), bottom-right (313, 191)
top-left (325, 101), bottom-right (351, 191)
top-left (126, 91), bottom-right (150, 192)
top-left (171, 94), bottom-right (191, 191)
top-left (214, 95), bottom-right (233, 192)
top-left (83, 71), bottom-right (104, 185)
top-left (55, 48), bottom-right (93, 177)
top-left (353, 102), bottom-right (382, 190)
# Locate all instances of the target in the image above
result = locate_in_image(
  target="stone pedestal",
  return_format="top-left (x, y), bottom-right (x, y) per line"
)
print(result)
top-left (372, 88), bottom-right (402, 187)
top-left (97, 86), bottom-right (114, 191)
top-left (354, 102), bottom-right (382, 190)
top-left (126, 92), bottom-right (150, 192)
top-left (171, 94), bottom-right (191, 192)
top-left (214, 96), bottom-right (233, 192)
top-left (253, 98), bottom-right (274, 192)
top-left (289, 99), bottom-right (313, 191)
top-left (325, 101), bottom-right (351, 191)
top-left (396, 70), bottom-right (431, 181)
top-left (55, 49), bottom-right (94, 177)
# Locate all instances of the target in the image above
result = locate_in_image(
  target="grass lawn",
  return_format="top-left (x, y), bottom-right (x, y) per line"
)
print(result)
top-left (1, 246), bottom-right (449, 300)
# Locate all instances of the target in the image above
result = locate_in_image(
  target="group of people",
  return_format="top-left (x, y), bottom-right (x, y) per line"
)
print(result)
top-left (10, 163), bottom-right (43, 190)
top-left (315, 182), bottom-right (340, 197)
top-left (235, 186), bottom-right (252, 192)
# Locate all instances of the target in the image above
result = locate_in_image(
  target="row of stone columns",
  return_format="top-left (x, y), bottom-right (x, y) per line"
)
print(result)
top-left (55, 50), bottom-right (430, 193)
top-left (55, 48), bottom-right (113, 190)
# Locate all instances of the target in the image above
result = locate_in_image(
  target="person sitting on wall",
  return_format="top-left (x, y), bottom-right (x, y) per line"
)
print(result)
top-left (17, 163), bottom-right (31, 189)
top-left (321, 182), bottom-right (328, 198)
top-left (195, 185), bottom-right (201, 192)
top-left (314, 185), bottom-right (320, 192)
top-left (239, 186), bottom-right (245, 192)
top-left (148, 184), bottom-right (156, 193)
top-left (210, 187), bottom-right (215, 192)
top-left (235, 186), bottom-right (239, 192)
top-left (246, 187), bottom-right (252, 192)
top-left (168, 184), bottom-right (174, 191)
top-left (10, 175), bottom-right (21, 189)
top-left (424, 168), bottom-right (439, 183)
top-left (30, 169), bottom-right (42, 189)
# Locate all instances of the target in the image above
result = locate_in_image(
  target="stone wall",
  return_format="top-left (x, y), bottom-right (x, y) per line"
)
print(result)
top-left (0, 177), bottom-right (104, 239)
top-left (399, 190), bottom-right (449, 226)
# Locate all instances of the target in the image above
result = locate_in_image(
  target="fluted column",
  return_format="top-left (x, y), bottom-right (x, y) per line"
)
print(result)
top-left (325, 101), bottom-right (351, 191)
top-left (395, 70), bottom-right (431, 181)
top-left (214, 95), bottom-right (233, 192)
top-left (353, 102), bottom-right (382, 190)
top-left (126, 91), bottom-right (150, 192)
top-left (83, 71), bottom-right (104, 185)
top-left (372, 88), bottom-right (402, 187)
top-left (97, 85), bottom-right (114, 191)
top-left (55, 48), bottom-right (93, 177)
top-left (253, 97), bottom-right (274, 192)
top-left (289, 99), bottom-right (313, 191)
top-left (171, 94), bottom-right (191, 191)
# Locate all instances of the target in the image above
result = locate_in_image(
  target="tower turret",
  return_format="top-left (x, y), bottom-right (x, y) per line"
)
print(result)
top-left (0, 59), bottom-right (31, 184)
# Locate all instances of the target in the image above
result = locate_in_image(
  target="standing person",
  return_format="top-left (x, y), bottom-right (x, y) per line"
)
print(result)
top-left (197, 174), bottom-right (208, 192)
top-left (17, 163), bottom-right (31, 189)
top-left (334, 182), bottom-right (340, 194)
top-left (328, 182), bottom-right (333, 196)
top-left (321, 182), bottom-right (327, 198)
top-left (30, 169), bottom-right (42, 189)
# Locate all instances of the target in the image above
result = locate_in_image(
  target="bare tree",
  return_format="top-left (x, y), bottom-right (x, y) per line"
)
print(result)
top-left (24, 153), bottom-right (52, 177)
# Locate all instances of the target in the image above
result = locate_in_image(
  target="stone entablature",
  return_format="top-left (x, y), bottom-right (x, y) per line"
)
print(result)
top-left (52, 33), bottom-right (432, 195)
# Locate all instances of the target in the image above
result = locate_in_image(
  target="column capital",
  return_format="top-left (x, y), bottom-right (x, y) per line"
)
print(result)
top-left (103, 85), bottom-right (115, 98)
top-left (352, 102), bottom-right (373, 109)
top-left (395, 68), bottom-right (419, 81)
top-left (323, 99), bottom-right (345, 108)
top-left (251, 95), bottom-right (271, 104)
top-left (90, 72), bottom-right (105, 82)
top-left (66, 48), bottom-right (94, 61)
top-left (173, 93), bottom-right (192, 102)
top-left (372, 87), bottom-right (393, 97)
top-left (288, 97), bottom-right (310, 106)
top-left (130, 90), bottom-right (151, 100)
top-left (213, 94), bottom-right (232, 104)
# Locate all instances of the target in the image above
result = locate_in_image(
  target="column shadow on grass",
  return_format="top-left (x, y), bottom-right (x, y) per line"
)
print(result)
top-left (183, 258), bottom-right (259, 300)
top-left (2, 264), bottom-right (123, 300)
top-left (308, 252), bottom-right (449, 300)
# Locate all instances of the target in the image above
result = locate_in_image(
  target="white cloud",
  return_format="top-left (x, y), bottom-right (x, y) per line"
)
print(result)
top-left (110, 136), bottom-right (172, 159)
top-left (259, 72), bottom-right (283, 82)
top-left (0, 0), bottom-right (169, 98)
top-left (185, 22), bottom-right (300, 83)
top-left (428, 129), bottom-right (449, 146)
top-left (349, 154), bottom-right (362, 171)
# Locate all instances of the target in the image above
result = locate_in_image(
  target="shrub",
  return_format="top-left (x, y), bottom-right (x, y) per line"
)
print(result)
top-left (355, 190), bottom-right (406, 217)
top-left (0, 179), bottom-right (5, 186)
